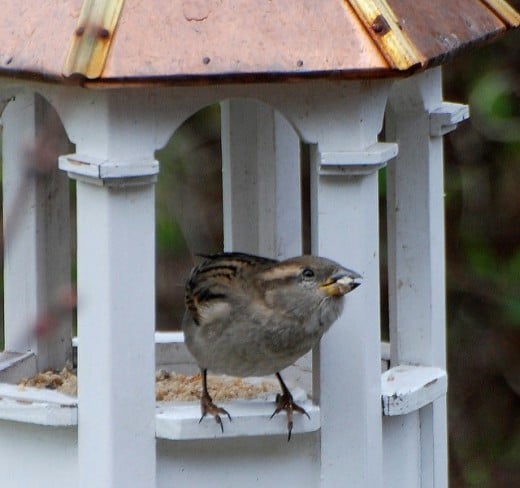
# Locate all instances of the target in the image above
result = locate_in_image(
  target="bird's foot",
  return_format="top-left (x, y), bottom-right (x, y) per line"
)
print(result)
top-left (270, 389), bottom-right (310, 441)
top-left (199, 390), bottom-right (232, 433)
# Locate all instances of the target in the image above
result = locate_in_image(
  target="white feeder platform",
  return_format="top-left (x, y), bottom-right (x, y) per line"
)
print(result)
top-left (0, 379), bottom-right (319, 440)
top-left (0, 383), bottom-right (77, 426)
top-left (156, 389), bottom-right (320, 440)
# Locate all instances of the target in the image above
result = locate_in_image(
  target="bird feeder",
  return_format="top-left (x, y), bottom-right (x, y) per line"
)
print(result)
top-left (0, 1), bottom-right (518, 487)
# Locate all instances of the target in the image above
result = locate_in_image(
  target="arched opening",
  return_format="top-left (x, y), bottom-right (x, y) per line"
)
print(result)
top-left (152, 99), bottom-right (320, 435)
top-left (155, 104), bottom-right (222, 332)
top-left (154, 98), bottom-right (310, 332)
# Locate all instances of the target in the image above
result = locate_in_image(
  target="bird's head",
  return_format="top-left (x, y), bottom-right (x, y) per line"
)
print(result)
top-left (256, 255), bottom-right (362, 311)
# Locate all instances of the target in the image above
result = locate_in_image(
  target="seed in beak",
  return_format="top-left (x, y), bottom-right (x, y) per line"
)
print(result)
top-left (321, 269), bottom-right (362, 296)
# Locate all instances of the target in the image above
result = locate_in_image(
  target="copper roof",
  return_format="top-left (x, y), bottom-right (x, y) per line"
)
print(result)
top-left (0, 0), bottom-right (518, 86)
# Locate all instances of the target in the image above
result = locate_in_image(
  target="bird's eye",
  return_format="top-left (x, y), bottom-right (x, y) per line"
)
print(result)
top-left (302, 268), bottom-right (315, 279)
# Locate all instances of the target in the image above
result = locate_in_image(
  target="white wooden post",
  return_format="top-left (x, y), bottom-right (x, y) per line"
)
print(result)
top-left (2, 91), bottom-right (72, 372)
top-left (221, 98), bottom-right (311, 389)
top-left (311, 145), bottom-right (397, 488)
top-left (303, 81), bottom-right (397, 488)
top-left (58, 89), bottom-right (158, 488)
top-left (221, 98), bottom-right (302, 258)
top-left (384, 67), bottom-right (449, 488)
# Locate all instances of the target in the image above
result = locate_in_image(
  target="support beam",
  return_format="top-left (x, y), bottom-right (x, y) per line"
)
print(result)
top-left (311, 141), bottom-right (395, 488)
top-left (58, 90), bottom-right (158, 488)
top-left (221, 98), bottom-right (311, 390)
top-left (221, 99), bottom-right (302, 259)
top-left (74, 179), bottom-right (155, 488)
top-left (385, 67), bottom-right (449, 488)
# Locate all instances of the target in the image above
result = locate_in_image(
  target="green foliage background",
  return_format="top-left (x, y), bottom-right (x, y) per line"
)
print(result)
top-left (442, 12), bottom-right (520, 486)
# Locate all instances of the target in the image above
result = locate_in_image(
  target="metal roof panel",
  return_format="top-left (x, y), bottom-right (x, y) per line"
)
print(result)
top-left (0, 0), bottom-right (517, 85)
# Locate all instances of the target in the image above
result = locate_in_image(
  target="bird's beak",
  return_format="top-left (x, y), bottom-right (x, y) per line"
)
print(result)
top-left (320, 269), bottom-right (362, 297)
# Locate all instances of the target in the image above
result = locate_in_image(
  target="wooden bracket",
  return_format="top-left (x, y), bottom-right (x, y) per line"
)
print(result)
top-left (318, 142), bottom-right (398, 175)
top-left (430, 102), bottom-right (470, 136)
top-left (381, 365), bottom-right (447, 416)
top-left (59, 153), bottom-right (158, 186)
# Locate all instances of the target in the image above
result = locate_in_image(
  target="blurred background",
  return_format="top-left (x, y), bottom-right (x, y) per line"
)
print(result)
top-left (0, 8), bottom-right (519, 487)
top-left (442, 19), bottom-right (520, 486)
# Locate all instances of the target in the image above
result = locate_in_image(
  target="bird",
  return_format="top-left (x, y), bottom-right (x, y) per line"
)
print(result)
top-left (182, 252), bottom-right (362, 440)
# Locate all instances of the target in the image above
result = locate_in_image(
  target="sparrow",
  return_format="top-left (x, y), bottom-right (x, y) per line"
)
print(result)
top-left (182, 252), bottom-right (361, 440)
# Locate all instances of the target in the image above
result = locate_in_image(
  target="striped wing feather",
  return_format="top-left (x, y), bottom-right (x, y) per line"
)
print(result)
top-left (185, 253), bottom-right (278, 325)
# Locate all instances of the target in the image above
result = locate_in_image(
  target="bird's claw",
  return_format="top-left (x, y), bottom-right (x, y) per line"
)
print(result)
top-left (270, 391), bottom-right (310, 441)
top-left (200, 391), bottom-right (232, 433)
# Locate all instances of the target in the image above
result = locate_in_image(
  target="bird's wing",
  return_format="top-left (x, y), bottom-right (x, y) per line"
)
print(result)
top-left (185, 253), bottom-right (278, 326)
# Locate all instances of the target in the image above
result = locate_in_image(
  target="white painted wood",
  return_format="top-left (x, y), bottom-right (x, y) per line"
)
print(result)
top-left (59, 152), bottom-right (159, 180)
top-left (1, 91), bottom-right (72, 372)
top-left (268, 108), bottom-right (304, 258)
top-left (381, 341), bottom-right (391, 372)
top-left (221, 98), bottom-right (302, 259)
top-left (0, 422), bottom-right (78, 487)
top-left (0, 380), bottom-right (319, 440)
top-left (0, 382), bottom-right (76, 405)
top-left (383, 413), bottom-right (421, 488)
top-left (2, 90), bottom-right (39, 355)
top-left (154, 332), bottom-right (198, 374)
top-left (75, 181), bottom-right (155, 488)
top-left (57, 90), bottom-right (158, 488)
top-left (156, 388), bottom-right (319, 440)
top-left (0, 84), bottom-right (20, 115)
top-left (305, 81), bottom-right (392, 488)
top-left (385, 67), bottom-right (449, 488)
top-left (381, 341), bottom-right (391, 362)
top-left (0, 351), bottom-right (37, 383)
top-left (221, 98), bottom-right (313, 395)
top-left (319, 143), bottom-right (398, 175)
top-left (0, 77), bottom-right (451, 487)
top-left (157, 431), bottom-right (321, 488)
top-left (21, 79), bottom-right (393, 148)
top-left (155, 331), bottom-right (184, 343)
top-left (1, 92), bottom-right (39, 357)
top-left (311, 154), bottom-right (383, 487)
top-left (0, 383), bottom-right (77, 425)
top-left (221, 98), bottom-right (263, 254)
top-left (429, 102), bottom-right (470, 136)
top-left (381, 365), bottom-right (447, 416)
top-left (3, 334), bottom-right (316, 440)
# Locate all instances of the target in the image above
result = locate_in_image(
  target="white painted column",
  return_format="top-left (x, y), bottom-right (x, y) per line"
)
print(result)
top-left (221, 99), bottom-right (302, 258)
top-left (58, 90), bottom-right (158, 488)
top-left (2, 91), bottom-right (72, 371)
top-left (385, 67), bottom-right (449, 488)
top-left (311, 143), bottom-right (397, 488)
top-left (74, 181), bottom-right (155, 488)
top-left (221, 98), bottom-right (310, 390)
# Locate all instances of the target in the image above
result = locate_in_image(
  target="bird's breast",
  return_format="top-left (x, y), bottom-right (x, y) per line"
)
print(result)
top-left (182, 295), bottom-right (345, 377)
